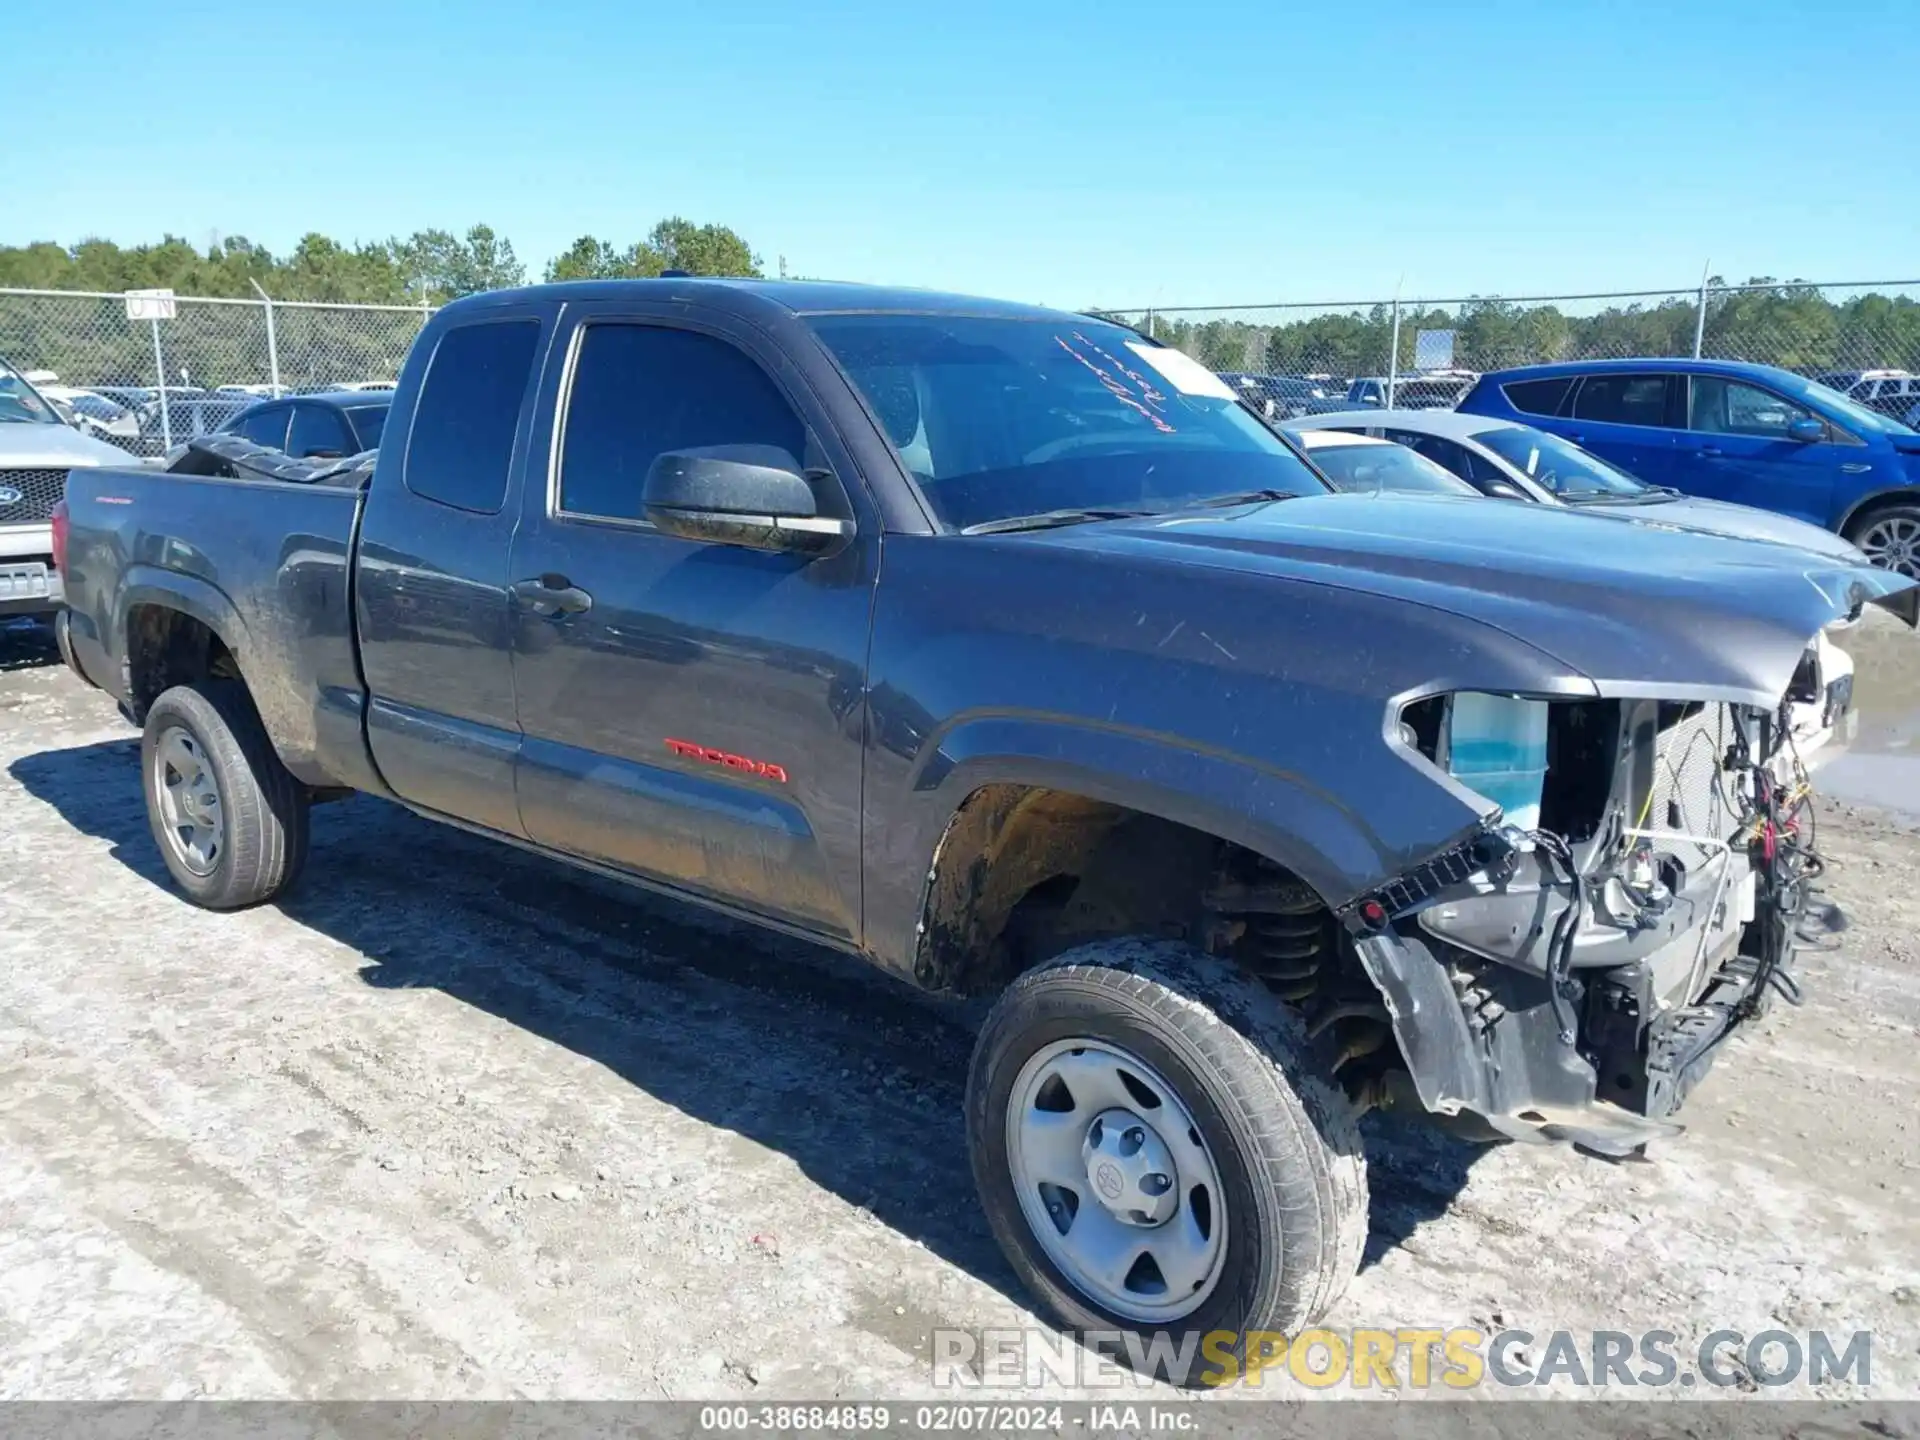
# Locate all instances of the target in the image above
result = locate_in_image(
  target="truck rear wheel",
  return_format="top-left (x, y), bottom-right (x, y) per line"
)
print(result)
top-left (141, 681), bottom-right (310, 910)
top-left (966, 939), bottom-right (1368, 1386)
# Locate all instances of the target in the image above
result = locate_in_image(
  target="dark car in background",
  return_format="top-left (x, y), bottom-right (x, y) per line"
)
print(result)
top-left (220, 391), bottom-right (391, 459)
top-left (1457, 358), bottom-right (1920, 575)
top-left (1816, 369), bottom-right (1920, 421)
top-left (133, 395), bottom-right (253, 458)
top-left (89, 385), bottom-right (159, 410)
top-left (1220, 372), bottom-right (1345, 420)
top-left (1345, 372), bottom-right (1476, 410)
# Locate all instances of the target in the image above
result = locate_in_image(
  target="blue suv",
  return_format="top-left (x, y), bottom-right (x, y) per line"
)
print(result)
top-left (1457, 358), bottom-right (1920, 576)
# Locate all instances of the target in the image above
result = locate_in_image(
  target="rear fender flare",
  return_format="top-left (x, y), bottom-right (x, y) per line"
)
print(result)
top-left (116, 566), bottom-right (254, 711)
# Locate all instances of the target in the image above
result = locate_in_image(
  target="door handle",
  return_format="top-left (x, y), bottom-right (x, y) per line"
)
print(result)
top-left (510, 574), bottom-right (594, 617)
top-left (1697, 445), bottom-right (1724, 458)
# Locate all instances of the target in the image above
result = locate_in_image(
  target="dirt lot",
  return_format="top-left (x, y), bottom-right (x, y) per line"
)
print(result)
top-left (1, 618), bottom-right (1917, 1406)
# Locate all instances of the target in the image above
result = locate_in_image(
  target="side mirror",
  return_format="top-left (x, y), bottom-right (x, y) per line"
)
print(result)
top-left (1481, 480), bottom-right (1530, 501)
top-left (643, 445), bottom-right (853, 556)
top-left (1787, 416), bottom-right (1826, 444)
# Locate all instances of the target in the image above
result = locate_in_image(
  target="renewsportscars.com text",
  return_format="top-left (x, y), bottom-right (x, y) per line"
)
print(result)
top-left (932, 1326), bottom-right (1873, 1390)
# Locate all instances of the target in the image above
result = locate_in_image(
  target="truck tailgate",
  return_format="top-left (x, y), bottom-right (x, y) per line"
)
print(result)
top-left (61, 465), bottom-right (368, 787)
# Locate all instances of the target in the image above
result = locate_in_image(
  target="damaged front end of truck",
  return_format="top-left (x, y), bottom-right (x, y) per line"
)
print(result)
top-left (1328, 574), bottom-right (1918, 1155)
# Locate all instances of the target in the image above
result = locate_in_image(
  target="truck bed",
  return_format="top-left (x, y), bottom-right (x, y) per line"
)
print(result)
top-left (61, 464), bottom-right (370, 788)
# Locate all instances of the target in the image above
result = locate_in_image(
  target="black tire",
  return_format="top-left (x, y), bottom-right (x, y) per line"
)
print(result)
top-left (1844, 501), bottom-right (1920, 579)
top-left (967, 938), bottom-right (1367, 1387)
top-left (141, 681), bottom-right (310, 910)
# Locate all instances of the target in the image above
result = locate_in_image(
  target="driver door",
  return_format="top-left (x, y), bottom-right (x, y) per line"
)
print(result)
top-left (507, 302), bottom-right (880, 940)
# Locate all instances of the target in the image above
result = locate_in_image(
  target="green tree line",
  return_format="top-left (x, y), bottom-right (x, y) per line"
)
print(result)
top-left (0, 219), bottom-right (762, 390)
top-left (1130, 278), bottom-right (1920, 381)
top-left (0, 216), bottom-right (762, 303)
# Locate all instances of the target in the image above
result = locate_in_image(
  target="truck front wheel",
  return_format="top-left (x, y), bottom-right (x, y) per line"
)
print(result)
top-left (966, 939), bottom-right (1368, 1385)
top-left (141, 682), bottom-right (310, 910)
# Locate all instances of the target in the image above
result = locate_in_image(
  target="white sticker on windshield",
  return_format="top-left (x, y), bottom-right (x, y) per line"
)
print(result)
top-left (1125, 342), bottom-right (1236, 400)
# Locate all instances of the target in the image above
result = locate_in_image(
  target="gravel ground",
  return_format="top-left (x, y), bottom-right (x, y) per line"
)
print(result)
top-left (1, 619), bottom-right (1916, 1406)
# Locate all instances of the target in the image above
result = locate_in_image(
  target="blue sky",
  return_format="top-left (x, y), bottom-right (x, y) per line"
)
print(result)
top-left (6, 0), bottom-right (1914, 308)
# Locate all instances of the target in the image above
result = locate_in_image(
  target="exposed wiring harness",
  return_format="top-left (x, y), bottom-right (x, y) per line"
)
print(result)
top-left (1723, 714), bottom-right (1822, 1015)
top-left (1526, 828), bottom-right (1586, 1043)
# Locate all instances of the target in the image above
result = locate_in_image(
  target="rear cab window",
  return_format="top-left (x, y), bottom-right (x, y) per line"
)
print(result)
top-left (403, 320), bottom-right (543, 513)
top-left (230, 406), bottom-right (290, 449)
top-left (346, 406), bottom-right (387, 450)
top-left (287, 405), bottom-right (355, 458)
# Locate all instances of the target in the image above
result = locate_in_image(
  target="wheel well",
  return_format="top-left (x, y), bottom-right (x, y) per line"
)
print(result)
top-left (916, 784), bottom-right (1403, 1104)
top-left (914, 785), bottom-right (1310, 990)
top-left (912, 786), bottom-right (1201, 993)
top-left (1841, 490), bottom-right (1920, 538)
top-left (125, 606), bottom-right (242, 721)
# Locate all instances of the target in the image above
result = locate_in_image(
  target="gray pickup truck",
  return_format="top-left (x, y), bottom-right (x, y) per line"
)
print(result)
top-left (54, 278), bottom-right (1916, 1378)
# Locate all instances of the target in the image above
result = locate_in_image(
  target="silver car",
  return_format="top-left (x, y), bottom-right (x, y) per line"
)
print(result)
top-left (1294, 407), bottom-right (1868, 563)
top-left (1, 358), bottom-right (139, 617)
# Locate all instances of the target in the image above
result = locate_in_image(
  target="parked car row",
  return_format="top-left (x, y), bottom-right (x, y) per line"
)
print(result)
top-left (15, 372), bottom-right (403, 458)
top-left (1221, 369), bottom-right (1480, 420)
top-left (1227, 354), bottom-right (1920, 580)
top-left (1446, 358), bottom-right (1920, 576)
top-left (1218, 372), bottom-right (1346, 419)
top-left (1815, 368), bottom-right (1920, 423)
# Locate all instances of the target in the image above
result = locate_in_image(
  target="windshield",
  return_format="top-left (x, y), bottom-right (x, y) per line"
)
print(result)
top-left (1307, 440), bottom-right (1478, 496)
top-left (1799, 376), bottom-right (1916, 436)
top-left (1476, 425), bottom-right (1649, 497)
top-left (0, 359), bottom-right (60, 425)
top-left (808, 315), bottom-right (1328, 530)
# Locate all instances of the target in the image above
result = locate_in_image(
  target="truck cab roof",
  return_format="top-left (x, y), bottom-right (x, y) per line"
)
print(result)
top-left (448, 277), bottom-right (1079, 324)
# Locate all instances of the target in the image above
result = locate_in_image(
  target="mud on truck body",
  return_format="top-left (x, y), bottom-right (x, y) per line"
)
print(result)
top-left (52, 279), bottom-right (1918, 1381)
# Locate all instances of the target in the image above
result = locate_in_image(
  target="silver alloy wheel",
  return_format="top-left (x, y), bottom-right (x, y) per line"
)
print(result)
top-left (1005, 1038), bottom-right (1228, 1323)
top-left (151, 725), bottom-right (224, 876)
top-left (1855, 513), bottom-right (1920, 579)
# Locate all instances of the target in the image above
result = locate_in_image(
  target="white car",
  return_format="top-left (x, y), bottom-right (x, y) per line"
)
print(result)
top-left (32, 383), bottom-right (142, 445)
top-left (1, 360), bottom-right (137, 617)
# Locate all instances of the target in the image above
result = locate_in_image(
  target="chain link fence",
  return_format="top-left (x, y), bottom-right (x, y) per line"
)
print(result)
top-left (7, 278), bottom-right (1919, 453)
top-left (0, 287), bottom-right (431, 456)
top-left (1100, 278), bottom-right (1920, 415)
